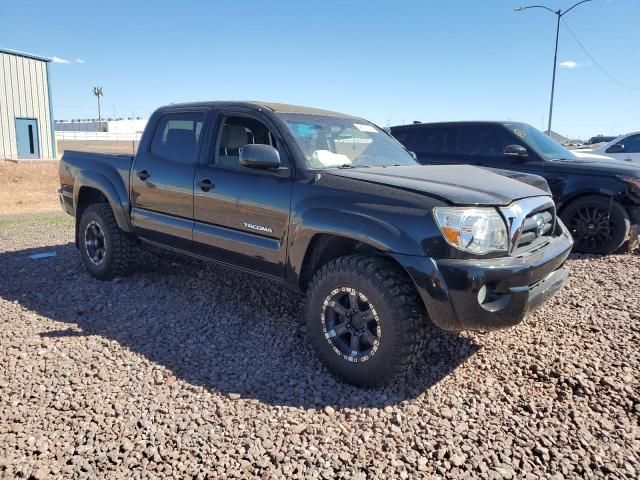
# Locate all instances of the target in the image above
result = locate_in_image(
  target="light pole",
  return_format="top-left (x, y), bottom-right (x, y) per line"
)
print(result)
top-left (515, 0), bottom-right (593, 135)
top-left (93, 86), bottom-right (103, 131)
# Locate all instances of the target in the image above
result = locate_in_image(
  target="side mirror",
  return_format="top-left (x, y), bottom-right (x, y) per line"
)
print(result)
top-left (503, 144), bottom-right (528, 159)
top-left (239, 144), bottom-right (281, 170)
top-left (606, 144), bottom-right (625, 154)
top-left (409, 151), bottom-right (417, 160)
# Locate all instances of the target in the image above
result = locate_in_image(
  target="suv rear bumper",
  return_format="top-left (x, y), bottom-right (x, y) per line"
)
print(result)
top-left (393, 227), bottom-right (573, 331)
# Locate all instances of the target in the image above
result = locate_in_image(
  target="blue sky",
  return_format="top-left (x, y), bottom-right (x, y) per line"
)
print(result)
top-left (2, 0), bottom-right (638, 139)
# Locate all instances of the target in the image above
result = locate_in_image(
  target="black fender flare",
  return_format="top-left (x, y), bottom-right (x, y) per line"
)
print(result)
top-left (287, 207), bottom-right (423, 287)
top-left (73, 171), bottom-right (134, 233)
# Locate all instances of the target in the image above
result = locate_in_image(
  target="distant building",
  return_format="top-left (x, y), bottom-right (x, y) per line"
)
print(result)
top-left (55, 118), bottom-right (148, 134)
top-left (0, 48), bottom-right (56, 159)
top-left (545, 130), bottom-right (569, 145)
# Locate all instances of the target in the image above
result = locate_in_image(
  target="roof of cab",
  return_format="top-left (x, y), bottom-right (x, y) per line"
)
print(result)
top-left (390, 121), bottom-right (521, 129)
top-left (156, 101), bottom-right (358, 119)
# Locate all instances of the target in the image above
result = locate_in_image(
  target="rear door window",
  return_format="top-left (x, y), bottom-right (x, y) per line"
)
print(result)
top-left (150, 112), bottom-right (204, 164)
top-left (402, 126), bottom-right (458, 155)
top-left (456, 125), bottom-right (516, 158)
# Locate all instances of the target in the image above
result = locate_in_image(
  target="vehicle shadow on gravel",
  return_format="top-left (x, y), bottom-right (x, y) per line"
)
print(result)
top-left (0, 243), bottom-right (480, 408)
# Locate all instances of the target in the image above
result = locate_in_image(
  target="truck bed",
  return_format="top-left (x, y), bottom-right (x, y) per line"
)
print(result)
top-left (59, 150), bottom-right (135, 220)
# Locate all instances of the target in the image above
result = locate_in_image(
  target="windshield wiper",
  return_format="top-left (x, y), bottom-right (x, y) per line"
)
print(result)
top-left (338, 164), bottom-right (370, 169)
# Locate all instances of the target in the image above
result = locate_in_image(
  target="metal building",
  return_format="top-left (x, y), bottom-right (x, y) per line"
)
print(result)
top-left (0, 48), bottom-right (56, 160)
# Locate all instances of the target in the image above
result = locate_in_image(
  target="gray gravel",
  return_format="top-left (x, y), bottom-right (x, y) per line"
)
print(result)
top-left (1, 213), bottom-right (639, 479)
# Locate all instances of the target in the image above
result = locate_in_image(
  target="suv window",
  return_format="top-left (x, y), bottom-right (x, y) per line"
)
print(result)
top-left (215, 116), bottom-right (282, 169)
top-left (456, 124), bottom-right (516, 157)
top-left (402, 126), bottom-right (457, 155)
top-left (150, 113), bottom-right (203, 164)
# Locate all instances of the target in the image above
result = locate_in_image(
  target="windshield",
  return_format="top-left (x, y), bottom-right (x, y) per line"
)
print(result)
top-left (278, 113), bottom-right (418, 169)
top-left (508, 123), bottom-right (576, 161)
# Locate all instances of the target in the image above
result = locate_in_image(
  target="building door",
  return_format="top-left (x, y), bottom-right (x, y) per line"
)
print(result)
top-left (15, 118), bottom-right (40, 159)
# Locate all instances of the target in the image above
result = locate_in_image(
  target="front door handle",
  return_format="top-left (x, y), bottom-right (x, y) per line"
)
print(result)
top-left (197, 179), bottom-right (214, 192)
top-left (137, 170), bottom-right (150, 181)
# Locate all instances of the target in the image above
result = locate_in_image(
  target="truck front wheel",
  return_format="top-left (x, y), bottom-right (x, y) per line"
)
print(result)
top-left (305, 254), bottom-right (427, 387)
top-left (78, 203), bottom-right (136, 280)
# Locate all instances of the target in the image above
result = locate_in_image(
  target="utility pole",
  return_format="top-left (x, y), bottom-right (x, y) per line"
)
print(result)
top-left (93, 86), bottom-right (103, 131)
top-left (515, 0), bottom-right (594, 135)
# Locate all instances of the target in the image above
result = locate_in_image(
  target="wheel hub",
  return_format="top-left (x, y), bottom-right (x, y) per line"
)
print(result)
top-left (84, 221), bottom-right (106, 265)
top-left (350, 311), bottom-right (365, 330)
top-left (568, 204), bottom-right (614, 250)
top-left (320, 287), bottom-right (381, 363)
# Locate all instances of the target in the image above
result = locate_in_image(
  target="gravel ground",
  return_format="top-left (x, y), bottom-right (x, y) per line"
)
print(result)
top-left (1, 214), bottom-right (639, 479)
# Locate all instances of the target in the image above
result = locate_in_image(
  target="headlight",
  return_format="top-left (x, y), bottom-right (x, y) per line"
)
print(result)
top-left (433, 207), bottom-right (508, 254)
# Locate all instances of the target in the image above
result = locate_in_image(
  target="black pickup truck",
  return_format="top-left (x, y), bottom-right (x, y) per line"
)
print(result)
top-left (59, 102), bottom-right (573, 387)
top-left (391, 121), bottom-right (640, 255)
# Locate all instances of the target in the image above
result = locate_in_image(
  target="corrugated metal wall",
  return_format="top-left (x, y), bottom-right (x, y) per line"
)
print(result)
top-left (0, 51), bottom-right (54, 159)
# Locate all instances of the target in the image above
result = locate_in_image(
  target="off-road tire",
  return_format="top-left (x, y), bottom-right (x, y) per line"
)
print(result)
top-left (78, 203), bottom-right (136, 280)
top-left (560, 195), bottom-right (630, 255)
top-left (305, 254), bottom-right (427, 388)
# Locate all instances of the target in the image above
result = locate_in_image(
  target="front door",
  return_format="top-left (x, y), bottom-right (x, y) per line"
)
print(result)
top-left (15, 118), bottom-right (40, 159)
top-left (192, 113), bottom-right (293, 278)
top-left (455, 124), bottom-right (544, 174)
top-left (130, 110), bottom-right (205, 250)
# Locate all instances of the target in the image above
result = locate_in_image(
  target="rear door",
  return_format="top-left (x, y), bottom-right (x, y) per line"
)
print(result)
top-left (191, 111), bottom-right (293, 278)
top-left (130, 110), bottom-right (205, 250)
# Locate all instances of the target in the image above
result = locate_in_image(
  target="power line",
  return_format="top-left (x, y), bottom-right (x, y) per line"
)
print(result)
top-left (562, 18), bottom-right (640, 91)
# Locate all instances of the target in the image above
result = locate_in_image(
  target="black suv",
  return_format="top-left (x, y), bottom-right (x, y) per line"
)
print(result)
top-left (391, 121), bottom-right (640, 254)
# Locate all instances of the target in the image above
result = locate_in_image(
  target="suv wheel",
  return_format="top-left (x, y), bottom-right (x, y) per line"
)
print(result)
top-left (560, 196), bottom-right (630, 255)
top-left (305, 254), bottom-right (427, 387)
top-left (78, 203), bottom-right (136, 280)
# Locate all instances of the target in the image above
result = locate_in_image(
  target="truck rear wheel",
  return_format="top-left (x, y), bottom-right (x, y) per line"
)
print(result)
top-left (78, 203), bottom-right (136, 280)
top-left (305, 254), bottom-right (427, 387)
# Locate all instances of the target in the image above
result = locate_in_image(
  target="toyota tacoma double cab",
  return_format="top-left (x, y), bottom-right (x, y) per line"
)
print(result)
top-left (59, 102), bottom-right (573, 387)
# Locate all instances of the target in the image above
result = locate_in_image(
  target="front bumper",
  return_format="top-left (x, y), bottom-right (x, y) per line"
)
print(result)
top-left (393, 228), bottom-right (573, 332)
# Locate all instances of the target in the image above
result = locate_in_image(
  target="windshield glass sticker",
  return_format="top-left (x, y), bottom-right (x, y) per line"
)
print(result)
top-left (514, 128), bottom-right (526, 138)
top-left (354, 123), bottom-right (378, 133)
top-left (289, 122), bottom-right (318, 138)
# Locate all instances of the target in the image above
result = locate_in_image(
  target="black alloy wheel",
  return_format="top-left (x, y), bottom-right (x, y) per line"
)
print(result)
top-left (561, 195), bottom-right (630, 255)
top-left (84, 220), bottom-right (106, 265)
top-left (322, 287), bottom-right (381, 362)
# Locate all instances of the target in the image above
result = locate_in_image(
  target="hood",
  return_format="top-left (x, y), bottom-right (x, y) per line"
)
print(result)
top-left (325, 165), bottom-right (550, 206)
top-left (548, 156), bottom-right (640, 175)
top-left (572, 151), bottom-right (615, 160)
top-left (479, 167), bottom-right (551, 193)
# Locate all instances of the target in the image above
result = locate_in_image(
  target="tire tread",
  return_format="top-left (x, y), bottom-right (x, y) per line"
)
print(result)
top-left (80, 203), bottom-right (136, 279)
top-left (305, 254), bottom-right (427, 387)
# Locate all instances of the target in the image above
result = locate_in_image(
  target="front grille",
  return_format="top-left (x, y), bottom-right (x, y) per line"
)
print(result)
top-left (516, 209), bottom-right (554, 250)
top-left (500, 196), bottom-right (557, 255)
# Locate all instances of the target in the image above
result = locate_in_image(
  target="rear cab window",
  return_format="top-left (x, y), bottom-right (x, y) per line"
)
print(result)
top-left (150, 112), bottom-right (204, 164)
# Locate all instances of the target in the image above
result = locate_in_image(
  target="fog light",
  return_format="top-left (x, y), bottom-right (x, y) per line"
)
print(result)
top-left (477, 284), bottom-right (511, 312)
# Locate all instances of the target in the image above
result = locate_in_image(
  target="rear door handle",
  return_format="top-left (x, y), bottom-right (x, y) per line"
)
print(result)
top-left (197, 179), bottom-right (214, 192)
top-left (137, 170), bottom-right (150, 181)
